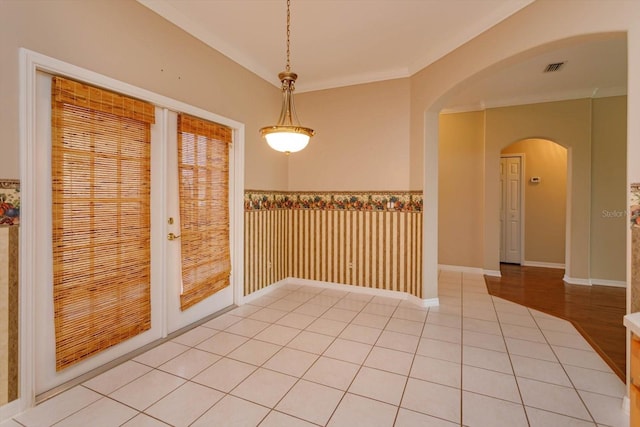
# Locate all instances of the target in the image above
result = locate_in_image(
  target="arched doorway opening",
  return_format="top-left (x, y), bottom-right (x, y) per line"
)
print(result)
top-left (500, 139), bottom-right (568, 268)
top-left (430, 34), bottom-right (628, 379)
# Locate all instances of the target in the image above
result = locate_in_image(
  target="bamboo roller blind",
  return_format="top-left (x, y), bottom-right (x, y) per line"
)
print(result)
top-left (51, 76), bottom-right (154, 370)
top-left (178, 114), bottom-right (232, 311)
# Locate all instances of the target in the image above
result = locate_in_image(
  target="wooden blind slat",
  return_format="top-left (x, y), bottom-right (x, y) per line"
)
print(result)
top-left (178, 113), bottom-right (232, 311)
top-left (53, 76), bottom-right (155, 124)
top-left (51, 76), bottom-right (153, 371)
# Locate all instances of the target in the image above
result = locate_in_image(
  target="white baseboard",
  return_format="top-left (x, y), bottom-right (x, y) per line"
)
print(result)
top-left (436, 264), bottom-right (624, 287)
top-left (0, 397), bottom-right (24, 423)
top-left (590, 278), bottom-right (627, 288)
top-left (240, 278), bottom-right (289, 304)
top-left (288, 277), bottom-right (408, 300)
top-left (241, 277), bottom-right (439, 308)
top-left (438, 264), bottom-right (501, 278)
top-left (622, 395), bottom-right (630, 415)
top-left (288, 278), bottom-right (431, 306)
top-left (563, 275), bottom-right (592, 286)
top-left (563, 275), bottom-right (627, 287)
top-left (522, 261), bottom-right (565, 269)
top-left (483, 269), bottom-right (502, 277)
top-left (411, 295), bottom-right (440, 307)
top-left (438, 264), bottom-right (484, 274)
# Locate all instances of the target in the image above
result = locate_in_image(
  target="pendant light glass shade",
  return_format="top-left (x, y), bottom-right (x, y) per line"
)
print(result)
top-left (260, 1), bottom-right (314, 154)
top-left (263, 127), bottom-right (312, 153)
top-left (261, 71), bottom-right (314, 153)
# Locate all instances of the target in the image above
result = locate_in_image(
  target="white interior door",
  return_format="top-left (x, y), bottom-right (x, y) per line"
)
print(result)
top-left (500, 156), bottom-right (522, 264)
top-left (33, 73), bottom-right (235, 394)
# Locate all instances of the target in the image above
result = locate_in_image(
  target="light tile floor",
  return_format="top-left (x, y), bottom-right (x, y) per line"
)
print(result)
top-left (3, 271), bottom-right (629, 426)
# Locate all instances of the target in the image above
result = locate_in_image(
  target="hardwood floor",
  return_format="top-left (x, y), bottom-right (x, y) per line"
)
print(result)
top-left (484, 263), bottom-right (626, 381)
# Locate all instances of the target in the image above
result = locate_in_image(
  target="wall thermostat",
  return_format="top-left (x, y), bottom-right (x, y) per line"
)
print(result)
top-left (530, 177), bottom-right (541, 183)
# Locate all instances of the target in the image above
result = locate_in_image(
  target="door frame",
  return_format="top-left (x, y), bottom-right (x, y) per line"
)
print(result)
top-left (500, 153), bottom-right (525, 265)
top-left (14, 48), bottom-right (245, 416)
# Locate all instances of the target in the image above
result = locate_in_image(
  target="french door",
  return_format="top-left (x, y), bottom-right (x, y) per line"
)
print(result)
top-left (33, 72), bottom-right (235, 395)
top-left (163, 110), bottom-right (235, 333)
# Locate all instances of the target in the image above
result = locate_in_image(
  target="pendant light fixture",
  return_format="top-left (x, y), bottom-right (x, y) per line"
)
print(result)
top-left (260, 0), bottom-right (314, 154)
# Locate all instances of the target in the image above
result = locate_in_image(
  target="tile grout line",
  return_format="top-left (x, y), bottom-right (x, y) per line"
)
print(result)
top-left (485, 285), bottom-right (531, 427)
top-left (391, 301), bottom-right (432, 426)
top-left (458, 274), bottom-right (465, 427)
top-left (187, 284), bottom-right (333, 427)
top-left (434, 283), bottom-right (603, 426)
top-left (320, 291), bottom-right (401, 426)
top-left (452, 283), bottom-right (466, 427)
top-left (528, 308), bottom-right (600, 425)
top-left (107, 286), bottom-right (301, 427)
top-left (263, 293), bottom-right (346, 426)
top-left (234, 285), bottom-right (376, 426)
top-left (237, 286), bottom-right (343, 425)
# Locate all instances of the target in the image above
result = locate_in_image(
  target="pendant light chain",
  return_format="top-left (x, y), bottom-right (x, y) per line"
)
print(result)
top-left (286, 0), bottom-right (291, 72)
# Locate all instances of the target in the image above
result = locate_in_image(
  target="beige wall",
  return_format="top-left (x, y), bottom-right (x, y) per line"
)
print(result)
top-left (484, 99), bottom-right (592, 278)
top-left (0, 0), bottom-right (285, 189)
top-left (591, 96), bottom-right (627, 283)
top-left (292, 79), bottom-right (411, 191)
top-left (409, 2), bottom-right (639, 191)
top-left (439, 98), bottom-right (626, 283)
top-left (502, 139), bottom-right (567, 265)
top-left (0, 0), bottom-right (415, 192)
top-left (438, 111), bottom-right (485, 268)
top-left (3, 1), bottom-right (638, 277)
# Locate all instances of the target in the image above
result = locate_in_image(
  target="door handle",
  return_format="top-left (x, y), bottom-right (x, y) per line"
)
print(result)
top-left (168, 232), bottom-right (181, 241)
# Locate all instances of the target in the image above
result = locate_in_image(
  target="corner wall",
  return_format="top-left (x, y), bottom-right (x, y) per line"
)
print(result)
top-left (244, 191), bottom-right (423, 298)
top-left (438, 111), bottom-right (485, 269)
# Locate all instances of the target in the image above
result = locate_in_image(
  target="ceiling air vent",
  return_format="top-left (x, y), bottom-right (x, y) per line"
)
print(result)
top-left (544, 62), bottom-right (565, 73)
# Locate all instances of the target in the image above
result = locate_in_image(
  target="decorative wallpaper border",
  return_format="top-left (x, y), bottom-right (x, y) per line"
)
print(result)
top-left (0, 180), bottom-right (20, 226)
top-left (632, 183), bottom-right (640, 228)
top-left (245, 190), bottom-right (423, 212)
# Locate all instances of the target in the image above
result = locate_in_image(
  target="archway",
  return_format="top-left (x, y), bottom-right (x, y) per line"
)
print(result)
top-left (500, 139), bottom-right (568, 269)
top-left (427, 33), bottom-right (627, 286)
top-left (428, 33), bottom-right (628, 381)
top-left (408, 1), bottom-right (638, 400)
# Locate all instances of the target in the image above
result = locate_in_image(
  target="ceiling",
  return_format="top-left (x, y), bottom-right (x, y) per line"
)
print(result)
top-left (137, 0), bottom-right (627, 111)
